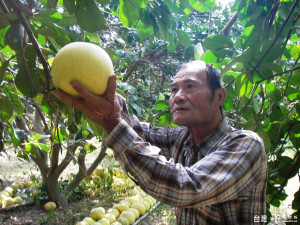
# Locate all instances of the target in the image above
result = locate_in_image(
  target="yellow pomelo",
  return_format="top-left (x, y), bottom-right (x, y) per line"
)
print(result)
top-left (139, 190), bottom-right (147, 198)
top-left (107, 208), bottom-right (120, 218)
top-left (83, 217), bottom-right (96, 224)
top-left (130, 188), bottom-right (139, 196)
top-left (94, 166), bottom-right (104, 176)
top-left (76, 221), bottom-right (89, 225)
top-left (91, 222), bottom-right (101, 225)
top-left (104, 213), bottom-right (116, 223)
top-left (130, 202), bottom-right (146, 216)
top-left (120, 199), bottom-right (131, 207)
top-left (134, 194), bottom-right (142, 202)
top-left (143, 197), bottom-right (153, 207)
top-left (141, 200), bottom-right (150, 211)
top-left (51, 42), bottom-right (114, 97)
top-left (91, 222), bottom-right (100, 225)
top-left (3, 197), bottom-right (14, 207)
top-left (120, 210), bottom-right (136, 225)
top-left (117, 217), bottom-right (130, 225)
top-left (10, 182), bottom-right (19, 191)
top-left (24, 181), bottom-right (33, 188)
top-left (44, 201), bottom-right (56, 211)
top-left (125, 196), bottom-right (138, 205)
top-left (0, 192), bottom-right (9, 200)
top-left (4, 187), bottom-right (13, 197)
top-left (128, 208), bottom-right (139, 219)
top-left (113, 203), bottom-right (129, 212)
top-left (111, 222), bottom-right (122, 225)
top-left (97, 218), bottom-right (110, 225)
top-left (13, 196), bottom-right (23, 204)
top-left (90, 207), bottom-right (105, 220)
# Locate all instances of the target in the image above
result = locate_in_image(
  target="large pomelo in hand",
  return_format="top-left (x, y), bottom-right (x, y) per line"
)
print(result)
top-left (51, 42), bottom-right (114, 97)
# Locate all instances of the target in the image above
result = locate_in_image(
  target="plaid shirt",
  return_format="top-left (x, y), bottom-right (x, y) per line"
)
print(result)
top-left (106, 100), bottom-right (267, 225)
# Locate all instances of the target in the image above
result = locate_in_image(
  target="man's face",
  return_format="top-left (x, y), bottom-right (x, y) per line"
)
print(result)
top-left (169, 62), bottom-right (223, 128)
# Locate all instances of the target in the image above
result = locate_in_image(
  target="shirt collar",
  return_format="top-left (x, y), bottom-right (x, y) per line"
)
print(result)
top-left (184, 118), bottom-right (232, 157)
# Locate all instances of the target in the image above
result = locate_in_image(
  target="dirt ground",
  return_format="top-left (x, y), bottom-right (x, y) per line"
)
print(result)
top-left (0, 149), bottom-right (176, 225)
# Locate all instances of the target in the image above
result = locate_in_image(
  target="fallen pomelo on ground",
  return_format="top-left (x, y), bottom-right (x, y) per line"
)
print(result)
top-left (44, 201), bottom-right (56, 211)
top-left (51, 42), bottom-right (114, 97)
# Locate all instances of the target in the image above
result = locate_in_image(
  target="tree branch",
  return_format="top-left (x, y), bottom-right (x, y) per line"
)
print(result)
top-left (7, 0), bottom-right (51, 91)
top-left (252, 0), bottom-right (299, 72)
top-left (62, 140), bottom-right (107, 196)
top-left (220, 12), bottom-right (238, 36)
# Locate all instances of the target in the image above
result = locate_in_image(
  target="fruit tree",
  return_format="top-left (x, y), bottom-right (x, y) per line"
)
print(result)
top-left (0, 0), bottom-right (299, 222)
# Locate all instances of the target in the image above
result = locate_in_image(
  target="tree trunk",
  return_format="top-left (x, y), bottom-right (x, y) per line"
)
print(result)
top-left (46, 175), bottom-right (68, 207)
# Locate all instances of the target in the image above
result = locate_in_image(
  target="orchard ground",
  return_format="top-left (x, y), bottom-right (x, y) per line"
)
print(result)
top-left (0, 147), bottom-right (298, 225)
top-left (0, 147), bottom-right (176, 225)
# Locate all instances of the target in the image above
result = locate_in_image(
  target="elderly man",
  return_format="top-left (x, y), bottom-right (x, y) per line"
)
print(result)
top-left (54, 60), bottom-right (267, 225)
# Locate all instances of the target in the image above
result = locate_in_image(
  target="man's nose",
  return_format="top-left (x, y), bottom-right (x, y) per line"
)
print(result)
top-left (173, 89), bottom-right (186, 103)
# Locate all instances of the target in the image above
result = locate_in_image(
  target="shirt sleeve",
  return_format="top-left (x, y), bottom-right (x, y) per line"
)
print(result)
top-left (106, 119), bottom-right (267, 208)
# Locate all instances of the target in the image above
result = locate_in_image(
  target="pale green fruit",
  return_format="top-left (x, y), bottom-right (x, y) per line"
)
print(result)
top-left (44, 202), bottom-right (56, 211)
top-left (130, 203), bottom-right (146, 216)
top-left (76, 221), bottom-right (89, 225)
top-left (120, 210), bottom-right (136, 225)
top-left (128, 208), bottom-right (139, 219)
top-left (83, 217), bottom-right (95, 225)
top-left (90, 207), bottom-right (105, 220)
top-left (111, 222), bottom-right (122, 225)
top-left (107, 208), bottom-right (120, 218)
top-left (3, 197), bottom-right (14, 207)
top-left (104, 213), bottom-right (116, 223)
top-left (113, 203), bottom-right (129, 212)
top-left (97, 218), bottom-right (110, 225)
top-left (51, 42), bottom-right (114, 97)
top-left (117, 217), bottom-right (129, 225)
top-left (13, 196), bottom-right (23, 204)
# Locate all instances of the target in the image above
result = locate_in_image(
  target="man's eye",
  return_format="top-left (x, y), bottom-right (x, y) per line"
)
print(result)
top-left (171, 87), bottom-right (178, 93)
top-left (187, 84), bottom-right (194, 89)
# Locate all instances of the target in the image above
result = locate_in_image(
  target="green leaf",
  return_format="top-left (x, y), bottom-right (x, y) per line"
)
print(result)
top-left (0, 96), bottom-right (13, 119)
top-left (7, 89), bottom-right (24, 118)
top-left (202, 50), bottom-right (218, 63)
top-left (157, 112), bottom-right (173, 127)
top-left (34, 10), bottom-right (62, 22)
top-left (51, 127), bottom-right (64, 144)
top-left (137, 21), bottom-right (153, 41)
top-left (130, 0), bottom-right (146, 8)
top-left (55, 13), bottom-right (77, 27)
top-left (130, 102), bottom-right (142, 117)
top-left (119, 0), bottom-right (139, 27)
top-left (203, 34), bottom-right (233, 51)
top-left (154, 100), bottom-right (169, 110)
top-left (285, 86), bottom-right (299, 101)
top-left (0, 60), bottom-right (9, 83)
top-left (64, 0), bottom-right (78, 14)
top-left (290, 123), bottom-right (300, 149)
top-left (292, 190), bottom-right (300, 210)
top-left (290, 44), bottom-right (300, 61)
top-left (8, 127), bottom-right (21, 148)
top-left (176, 30), bottom-right (191, 48)
top-left (259, 62), bottom-right (283, 74)
top-left (189, 0), bottom-right (215, 12)
top-left (75, 0), bottom-right (105, 32)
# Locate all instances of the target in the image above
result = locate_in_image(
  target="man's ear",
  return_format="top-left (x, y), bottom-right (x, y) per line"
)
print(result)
top-left (216, 87), bottom-right (226, 106)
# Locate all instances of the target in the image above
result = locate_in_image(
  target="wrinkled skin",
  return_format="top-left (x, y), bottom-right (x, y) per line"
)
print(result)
top-left (54, 75), bottom-right (122, 134)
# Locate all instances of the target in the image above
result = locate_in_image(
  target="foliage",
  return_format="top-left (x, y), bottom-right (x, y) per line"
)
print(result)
top-left (0, 0), bottom-right (299, 222)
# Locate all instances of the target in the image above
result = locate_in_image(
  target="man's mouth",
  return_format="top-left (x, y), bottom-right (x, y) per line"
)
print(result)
top-left (173, 107), bottom-right (189, 113)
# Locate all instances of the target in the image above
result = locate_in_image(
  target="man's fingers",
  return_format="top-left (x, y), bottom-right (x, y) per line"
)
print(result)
top-left (69, 81), bottom-right (97, 101)
top-left (106, 75), bottom-right (117, 103)
top-left (53, 89), bottom-right (84, 110)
